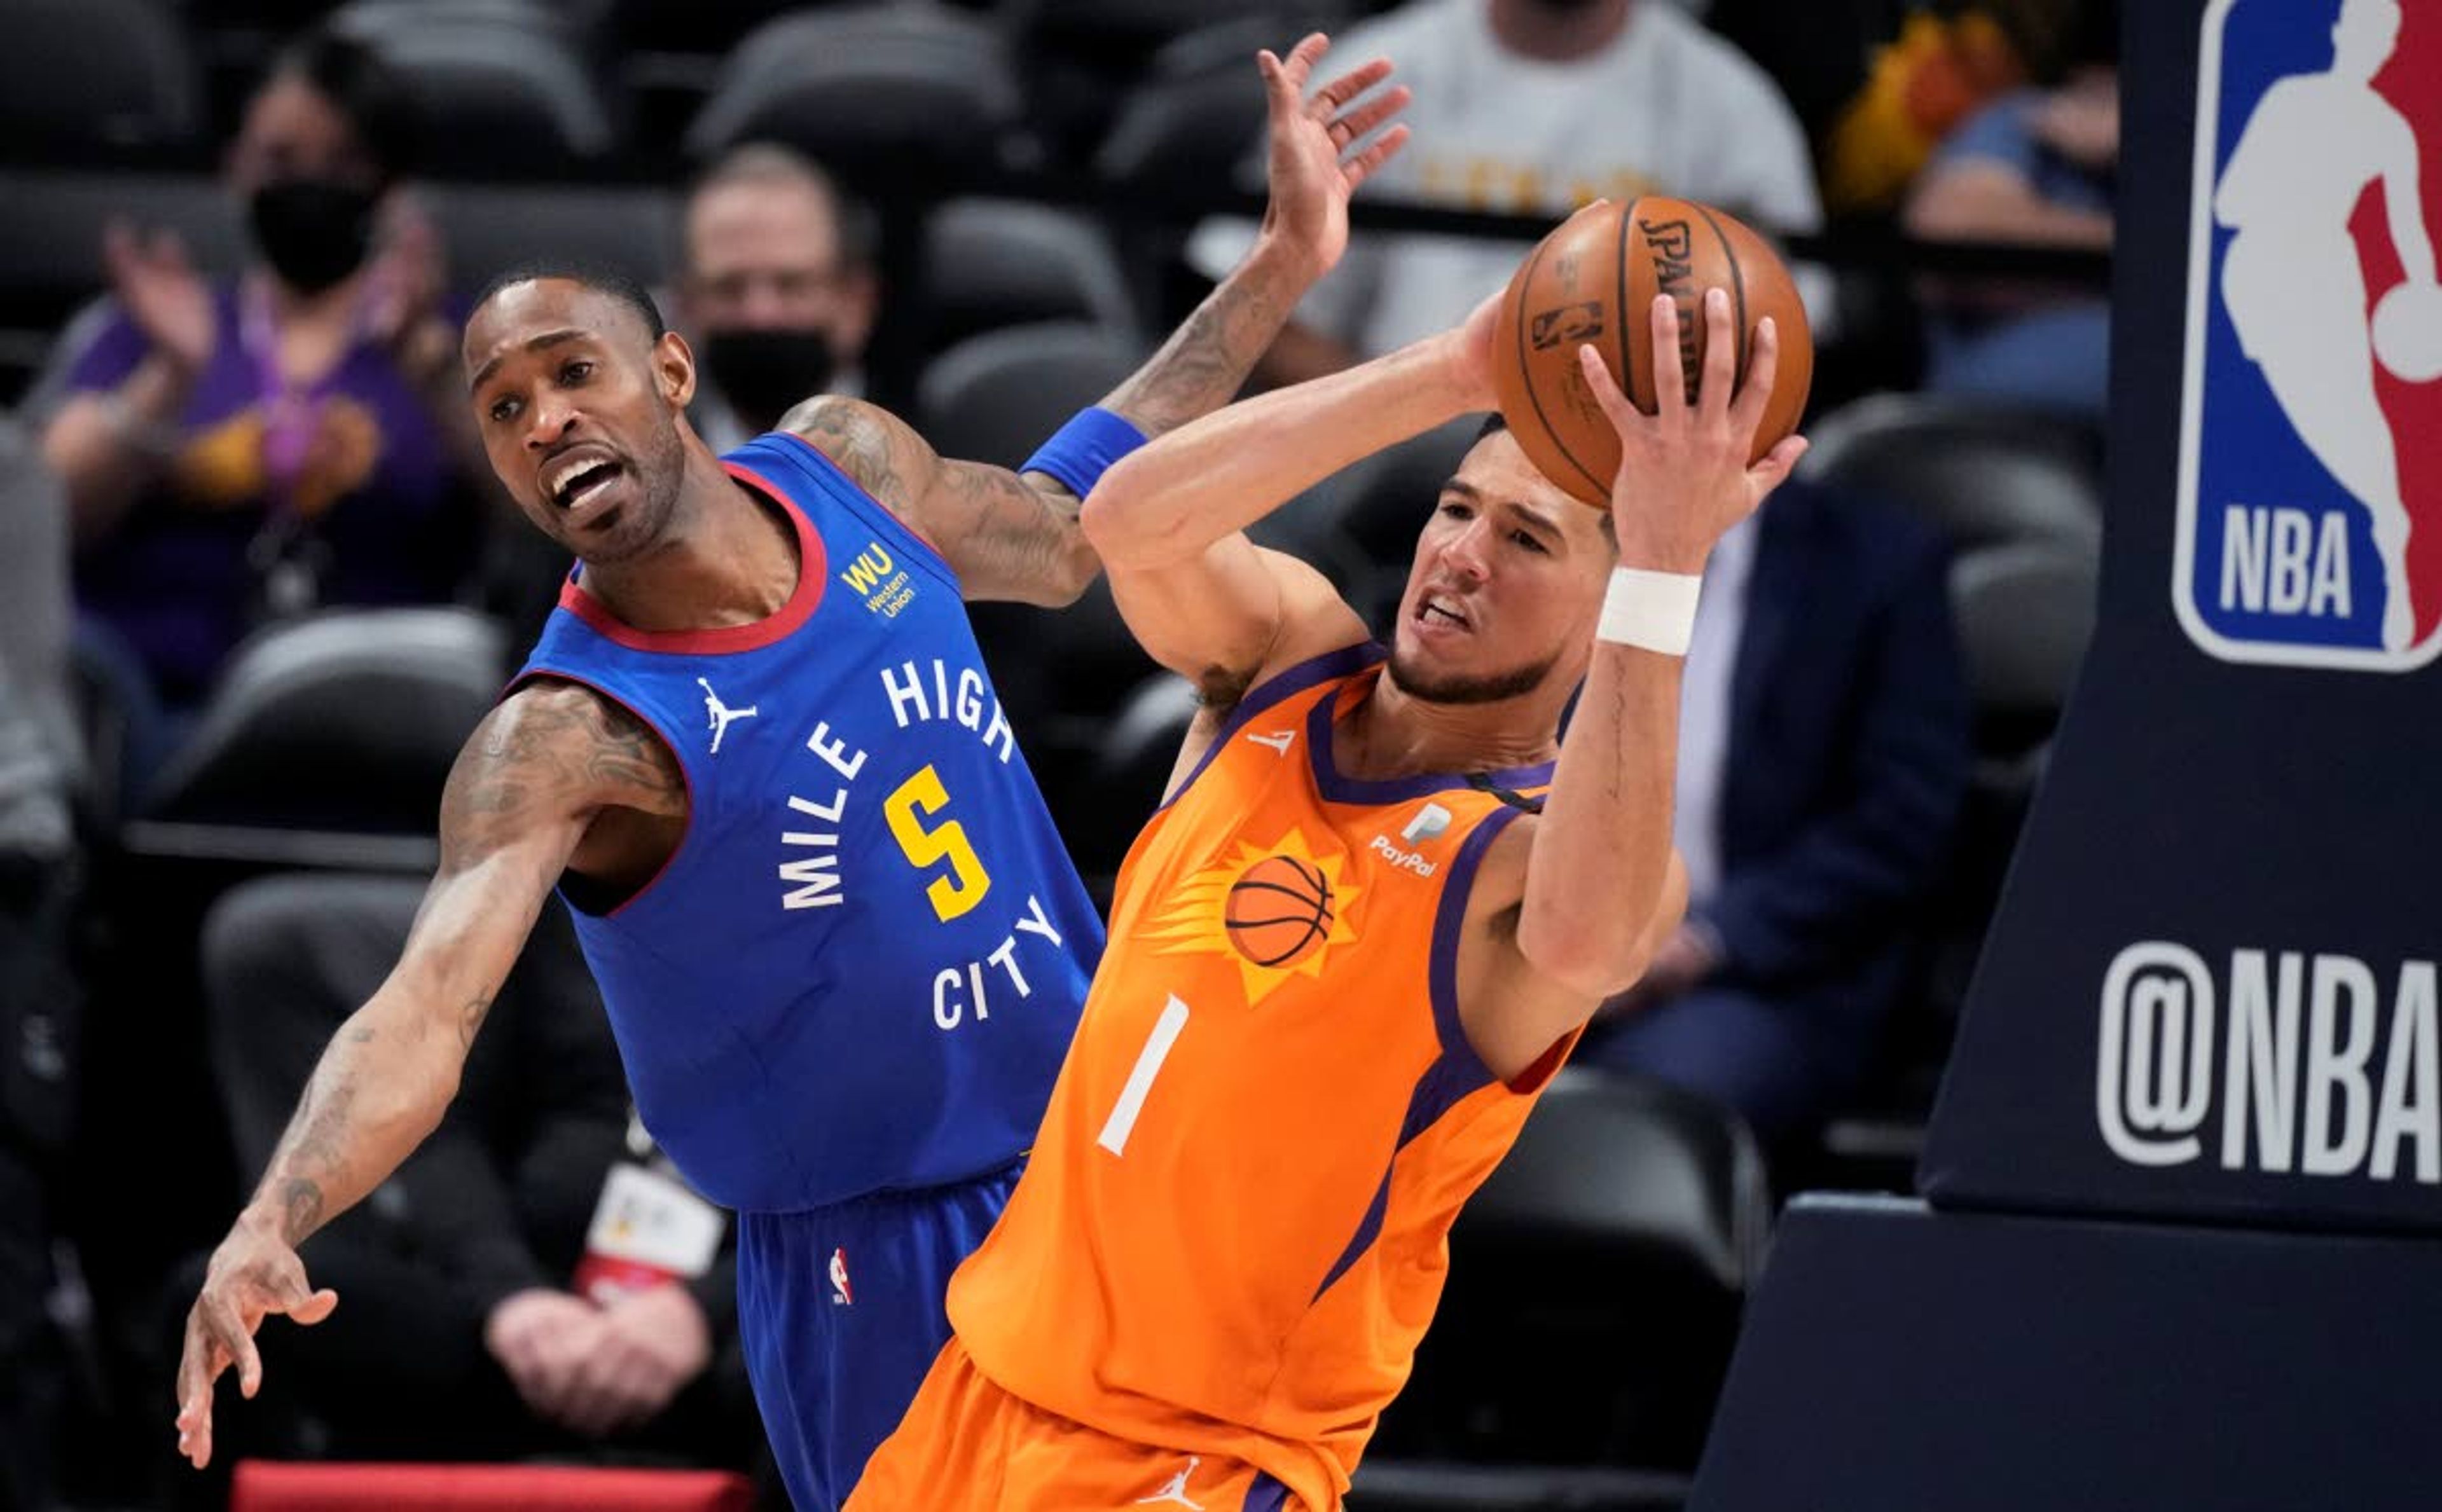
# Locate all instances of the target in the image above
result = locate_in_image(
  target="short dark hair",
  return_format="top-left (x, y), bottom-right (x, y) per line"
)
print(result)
top-left (266, 27), bottom-right (422, 184)
top-left (1475, 411), bottom-right (1508, 442)
top-left (471, 261), bottom-right (668, 343)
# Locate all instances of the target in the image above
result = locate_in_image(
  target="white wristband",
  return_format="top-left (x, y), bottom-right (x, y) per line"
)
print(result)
top-left (1596, 567), bottom-right (1702, 655)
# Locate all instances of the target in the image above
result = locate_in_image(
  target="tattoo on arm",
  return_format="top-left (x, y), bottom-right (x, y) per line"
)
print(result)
top-left (443, 685), bottom-right (683, 872)
top-left (780, 395), bottom-right (910, 514)
top-left (458, 994), bottom-right (493, 1050)
top-left (267, 1048), bottom-right (361, 1244)
top-left (1099, 275), bottom-right (1290, 439)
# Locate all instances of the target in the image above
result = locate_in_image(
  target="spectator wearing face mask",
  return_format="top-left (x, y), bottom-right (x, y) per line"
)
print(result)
top-left (673, 144), bottom-right (881, 451)
top-left (1190, 0), bottom-right (1827, 388)
top-left (36, 26), bottom-right (496, 746)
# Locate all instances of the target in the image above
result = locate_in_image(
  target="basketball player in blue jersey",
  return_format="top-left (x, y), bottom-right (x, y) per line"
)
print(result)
top-left (173, 37), bottom-right (1412, 1509)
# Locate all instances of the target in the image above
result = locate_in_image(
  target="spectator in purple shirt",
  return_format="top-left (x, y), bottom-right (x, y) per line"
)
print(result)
top-left (37, 27), bottom-right (494, 728)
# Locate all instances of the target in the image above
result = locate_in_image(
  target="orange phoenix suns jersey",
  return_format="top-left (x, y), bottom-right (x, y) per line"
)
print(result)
top-left (947, 644), bottom-right (1573, 1507)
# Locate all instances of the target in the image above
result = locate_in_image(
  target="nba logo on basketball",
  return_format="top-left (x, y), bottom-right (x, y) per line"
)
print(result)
top-left (2178, 0), bottom-right (2442, 669)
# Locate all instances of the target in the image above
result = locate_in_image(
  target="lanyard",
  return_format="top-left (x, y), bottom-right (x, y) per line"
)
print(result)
top-left (238, 278), bottom-right (364, 615)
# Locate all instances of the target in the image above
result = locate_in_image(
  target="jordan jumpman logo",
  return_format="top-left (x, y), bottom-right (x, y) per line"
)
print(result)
top-left (696, 677), bottom-right (758, 754)
top-left (1132, 1457), bottom-right (1204, 1509)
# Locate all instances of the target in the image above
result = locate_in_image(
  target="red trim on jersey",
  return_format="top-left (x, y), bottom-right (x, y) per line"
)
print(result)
top-left (557, 466), bottom-right (829, 655)
top-left (768, 429), bottom-right (948, 562)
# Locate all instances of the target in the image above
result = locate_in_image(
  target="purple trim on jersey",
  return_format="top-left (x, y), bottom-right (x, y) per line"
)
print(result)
top-left (766, 430), bottom-right (963, 593)
top-left (1159, 641), bottom-right (1384, 811)
top-left (1243, 1471), bottom-right (1292, 1511)
top-left (502, 668), bottom-right (699, 919)
top-left (1428, 807), bottom-right (1526, 1068)
top-left (1311, 808), bottom-right (1523, 1302)
top-left (1305, 683), bottom-right (1557, 807)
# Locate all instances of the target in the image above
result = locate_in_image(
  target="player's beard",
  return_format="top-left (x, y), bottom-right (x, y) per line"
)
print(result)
top-left (1385, 647), bottom-right (1559, 705)
top-left (584, 413), bottom-right (691, 565)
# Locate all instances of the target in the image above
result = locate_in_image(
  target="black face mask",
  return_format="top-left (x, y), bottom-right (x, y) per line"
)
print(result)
top-left (248, 179), bottom-right (379, 295)
top-left (701, 327), bottom-right (838, 432)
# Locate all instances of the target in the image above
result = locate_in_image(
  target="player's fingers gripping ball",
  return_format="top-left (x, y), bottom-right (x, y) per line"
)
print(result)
top-left (1492, 195), bottom-right (1816, 504)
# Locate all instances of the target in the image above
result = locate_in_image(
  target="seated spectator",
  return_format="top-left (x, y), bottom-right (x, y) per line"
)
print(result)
top-left (1902, 1), bottom-right (2117, 415)
top-left (1192, 0), bottom-right (1826, 387)
top-left (673, 144), bottom-right (881, 450)
top-left (37, 27), bottom-right (495, 735)
top-left (0, 412), bottom-right (84, 1512)
top-left (193, 874), bottom-right (764, 1492)
top-left (1576, 479), bottom-right (1971, 1151)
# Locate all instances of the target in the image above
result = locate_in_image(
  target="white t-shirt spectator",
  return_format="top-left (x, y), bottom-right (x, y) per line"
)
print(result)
top-left (1192, 0), bottom-right (1828, 356)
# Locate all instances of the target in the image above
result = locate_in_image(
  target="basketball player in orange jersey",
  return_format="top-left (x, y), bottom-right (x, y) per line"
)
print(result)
top-left (846, 268), bottom-right (1805, 1509)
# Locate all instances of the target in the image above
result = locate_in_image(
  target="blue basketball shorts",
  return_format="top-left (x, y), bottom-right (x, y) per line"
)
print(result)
top-left (735, 1158), bottom-right (1024, 1511)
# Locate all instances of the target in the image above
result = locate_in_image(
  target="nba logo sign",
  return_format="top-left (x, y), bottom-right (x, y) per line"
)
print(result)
top-left (2178, 0), bottom-right (2442, 669)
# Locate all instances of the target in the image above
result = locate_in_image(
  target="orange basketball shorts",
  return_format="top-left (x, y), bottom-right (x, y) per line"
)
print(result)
top-left (845, 1339), bottom-right (1311, 1511)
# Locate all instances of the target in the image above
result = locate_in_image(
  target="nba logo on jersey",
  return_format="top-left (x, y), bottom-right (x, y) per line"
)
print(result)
top-left (2177, 0), bottom-right (2442, 669)
top-left (829, 1247), bottom-right (852, 1306)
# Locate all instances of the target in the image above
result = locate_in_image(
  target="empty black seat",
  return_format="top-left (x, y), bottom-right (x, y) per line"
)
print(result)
top-left (916, 320), bottom-right (1147, 472)
top-left (684, 4), bottom-right (1030, 182)
top-left (0, 0), bottom-right (202, 153)
top-left (923, 198), bottom-right (1140, 355)
top-left (139, 607), bottom-right (505, 839)
top-left (424, 182), bottom-right (677, 292)
top-left (332, 0), bottom-right (620, 174)
top-left (1379, 1069), bottom-right (1774, 1472)
top-left (1798, 392), bottom-right (2105, 553)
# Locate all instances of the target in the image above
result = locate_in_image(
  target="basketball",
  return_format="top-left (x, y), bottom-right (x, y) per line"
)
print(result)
top-left (2373, 280), bottom-right (2442, 383)
top-left (1224, 855), bottom-right (1335, 968)
top-left (1491, 195), bottom-right (1814, 506)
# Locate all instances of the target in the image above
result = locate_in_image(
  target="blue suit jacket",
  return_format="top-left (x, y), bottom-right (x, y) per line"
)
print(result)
top-left (1695, 478), bottom-right (1972, 1043)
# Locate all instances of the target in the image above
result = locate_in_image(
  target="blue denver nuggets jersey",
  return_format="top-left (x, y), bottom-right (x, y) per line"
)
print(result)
top-left (514, 432), bottom-right (1103, 1212)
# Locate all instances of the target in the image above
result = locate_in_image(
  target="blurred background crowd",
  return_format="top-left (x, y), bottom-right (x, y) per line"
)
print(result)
top-left (0, 0), bottom-right (2117, 1507)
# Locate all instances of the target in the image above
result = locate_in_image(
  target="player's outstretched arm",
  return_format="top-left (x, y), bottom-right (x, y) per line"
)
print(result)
top-left (781, 34), bottom-right (1409, 608)
top-left (1472, 292), bottom-right (1807, 1075)
top-left (172, 681), bottom-right (681, 1469)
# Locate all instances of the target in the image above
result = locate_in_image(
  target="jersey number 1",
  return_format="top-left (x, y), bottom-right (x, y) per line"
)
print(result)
top-left (1098, 996), bottom-right (1190, 1157)
top-left (883, 764), bottom-right (991, 921)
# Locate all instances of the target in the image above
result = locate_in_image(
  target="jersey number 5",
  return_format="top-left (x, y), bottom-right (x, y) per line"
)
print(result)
top-left (883, 764), bottom-right (991, 921)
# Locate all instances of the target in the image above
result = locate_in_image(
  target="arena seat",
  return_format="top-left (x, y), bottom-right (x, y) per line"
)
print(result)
top-left (131, 607), bottom-right (505, 862)
top-left (683, 4), bottom-right (1031, 182)
top-left (1793, 394), bottom-right (2105, 1185)
top-left (0, 0), bottom-right (203, 153)
top-left (1007, 0), bottom-right (1293, 164)
top-left (1798, 392), bottom-right (2106, 553)
top-left (0, 170), bottom-right (238, 407)
top-left (916, 320), bottom-right (1147, 471)
top-left (923, 198), bottom-right (1141, 354)
top-left (1091, 16), bottom-right (1282, 193)
top-left (1376, 1069), bottom-right (1773, 1474)
top-left (332, 0), bottom-right (622, 174)
top-left (424, 181), bottom-right (677, 292)
top-left (229, 1460), bottom-right (754, 1511)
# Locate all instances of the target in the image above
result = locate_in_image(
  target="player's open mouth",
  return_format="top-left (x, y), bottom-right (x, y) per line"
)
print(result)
top-left (1416, 594), bottom-right (1472, 631)
top-left (544, 450), bottom-right (625, 512)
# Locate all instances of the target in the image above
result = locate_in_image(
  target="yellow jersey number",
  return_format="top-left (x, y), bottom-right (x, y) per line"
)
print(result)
top-left (883, 764), bottom-right (991, 921)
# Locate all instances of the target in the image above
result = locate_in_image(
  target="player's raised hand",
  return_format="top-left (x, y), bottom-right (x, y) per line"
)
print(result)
top-left (1576, 289), bottom-right (1807, 574)
top-left (173, 1216), bottom-right (338, 1469)
top-left (1255, 33), bottom-right (1412, 282)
